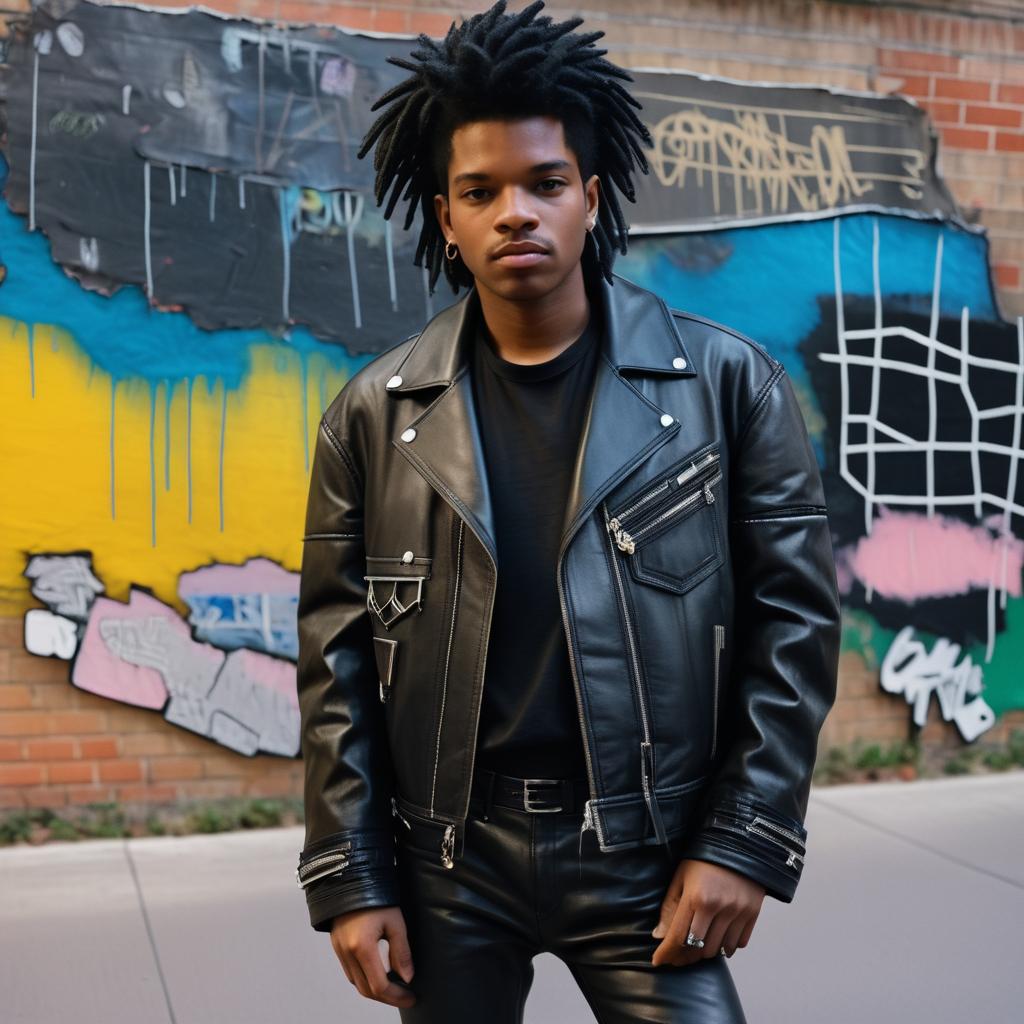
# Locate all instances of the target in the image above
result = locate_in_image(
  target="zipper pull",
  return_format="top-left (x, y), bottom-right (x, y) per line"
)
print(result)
top-left (390, 796), bottom-right (411, 830)
top-left (607, 518), bottom-right (636, 554)
top-left (581, 800), bottom-right (594, 833)
top-left (440, 824), bottom-right (455, 869)
top-left (704, 479), bottom-right (715, 504)
top-left (606, 517), bottom-right (634, 554)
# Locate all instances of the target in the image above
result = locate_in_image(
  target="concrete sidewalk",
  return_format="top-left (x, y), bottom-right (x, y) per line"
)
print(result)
top-left (1, 771), bottom-right (1020, 1023)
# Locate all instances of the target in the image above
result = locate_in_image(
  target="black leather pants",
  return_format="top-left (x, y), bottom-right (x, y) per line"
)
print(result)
top-left (394, 777), bottom-right (748, 1023)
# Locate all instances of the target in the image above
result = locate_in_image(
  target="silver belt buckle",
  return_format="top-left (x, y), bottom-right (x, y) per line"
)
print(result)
top-left (522, 778), bottom-right (564, 813)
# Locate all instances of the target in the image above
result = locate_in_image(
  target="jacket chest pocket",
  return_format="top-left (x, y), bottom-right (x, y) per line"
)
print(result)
top-left (605, 445), bottom-right (724, 595)
top-left (364, 553), bottom-right (432, 703)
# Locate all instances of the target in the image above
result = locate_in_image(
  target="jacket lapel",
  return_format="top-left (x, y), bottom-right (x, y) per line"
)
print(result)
top-left (558, 273), bottom-right (697, 554)
top-left (388, 272), bottom-right (698, 568)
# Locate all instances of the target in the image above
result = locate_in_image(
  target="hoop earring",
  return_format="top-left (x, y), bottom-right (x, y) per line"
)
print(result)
top-left (445, 240), bottom-right (458, 261)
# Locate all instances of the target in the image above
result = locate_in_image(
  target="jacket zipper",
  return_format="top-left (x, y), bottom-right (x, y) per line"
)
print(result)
top-left (675, 450), bottom-right (720, 487)
top-left (430, 519), bottom-right (463, 821)
top-left (601, 498), bottom-right (668, 846)
top-left (608, 452), bottom-right (720, 550)
top-left (751, 814), bottom-right (806, 850)
top-left (711, 624), bottom-right (725, 760)
top-left (558, 548), bottom-right (606, 850)
top-left (745, 822), bottom-right (805, 868)
top-left (295, 848), bottom-right (352, 888)
top-left (391, 795), bottom-right (455, 869)
top-left (453, 514), bottom-right (499, 869)
top-left (609, 470), bottom-right (722, 555)
top-left (390, 795), bottom-right (412, 831)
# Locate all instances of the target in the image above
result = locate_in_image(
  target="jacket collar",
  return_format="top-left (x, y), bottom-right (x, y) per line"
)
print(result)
top-left (388, 271), bottom-right (698, 568)
top-left (388, 271), bottom-right (697, 391)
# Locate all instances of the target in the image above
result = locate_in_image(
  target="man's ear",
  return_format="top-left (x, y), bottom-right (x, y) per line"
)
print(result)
top-left (434, 193), bottom-right (452, 240)
top-left (584, 174), bottom-right (600, 228)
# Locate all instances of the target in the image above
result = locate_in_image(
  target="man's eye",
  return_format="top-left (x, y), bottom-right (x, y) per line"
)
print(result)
top-left (464, 188), bottom-right (489, 200)
top-left (538, 179), bottom-right (565, 192)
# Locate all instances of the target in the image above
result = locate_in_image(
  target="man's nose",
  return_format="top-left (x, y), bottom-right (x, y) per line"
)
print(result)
top-left (494, 187), bottom-right (539, 231)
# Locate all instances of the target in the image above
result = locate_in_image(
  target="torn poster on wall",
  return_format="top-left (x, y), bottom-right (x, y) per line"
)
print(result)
top-left (628, 69), bottom-right (963, 234)
top-left (0, 0), bottom-right (452, 351)
top-left (1, 0), bottom-right (966, 353)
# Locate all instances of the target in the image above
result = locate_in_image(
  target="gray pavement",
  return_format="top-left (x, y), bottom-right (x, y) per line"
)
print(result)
top-left (1, 771), bottom-right (1020, 1023)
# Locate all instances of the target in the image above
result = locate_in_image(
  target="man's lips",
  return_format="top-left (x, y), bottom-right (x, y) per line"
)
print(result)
top-left (491, 243), bottom-right (550, 267)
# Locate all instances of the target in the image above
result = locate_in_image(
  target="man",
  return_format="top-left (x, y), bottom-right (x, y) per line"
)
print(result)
top-left (295, 2), bottom-right (841, 1020)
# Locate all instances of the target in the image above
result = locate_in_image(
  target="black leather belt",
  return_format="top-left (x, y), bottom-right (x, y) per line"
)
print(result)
top-left (470, 769), bottom-right (590, 815)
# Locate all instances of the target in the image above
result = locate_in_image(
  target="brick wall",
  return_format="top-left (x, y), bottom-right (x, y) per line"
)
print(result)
top-left (0, 621), bottom-right (305, 811)
top-left (3, 0), bottom-right (1023, 814)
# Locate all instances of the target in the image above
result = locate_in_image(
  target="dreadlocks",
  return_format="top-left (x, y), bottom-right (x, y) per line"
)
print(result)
top-left (356, 0), bottom-right (652, 294)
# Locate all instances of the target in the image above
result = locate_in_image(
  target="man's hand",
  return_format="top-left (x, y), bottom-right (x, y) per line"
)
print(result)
top-left (651, 859), bottom-right (765, 967)
top-left (330, 905), bottom-right (417, 1008)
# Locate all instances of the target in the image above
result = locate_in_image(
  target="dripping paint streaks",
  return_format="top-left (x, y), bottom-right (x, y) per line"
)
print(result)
top-left (385, 218), bottom-right (397, 312)
top-left (164, 378), bottom-right (172, 491)
top-left (109, 377), bottom-right (117, 519)
top-left (300, 354), bottom-right (309, 473)
top-left (279, 187), bottom-right (291, 323)
top-left (149, 381), bottom-right (157, 546)
top-left (143, 160), bottom-right (153, 299)
top-left (27, 322), bottom-right (35, 397)
top-left (344, 192), bottom-right (361, 329)
top-left (186, 377), bottom-right (193, 525)
top-left (218, 381), bottom-right (227, 533)
top-left (29, 48), bottom-right (39, 231)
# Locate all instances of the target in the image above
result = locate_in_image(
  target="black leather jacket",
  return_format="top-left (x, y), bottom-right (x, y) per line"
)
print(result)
top-left (295, 271), bottom-right (841, 932)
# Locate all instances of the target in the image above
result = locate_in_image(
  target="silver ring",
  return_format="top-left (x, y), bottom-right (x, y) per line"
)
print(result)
top-left (720, 946), bottom-right (727, 956)
top-left (685, 931), bottom-right (705, 948)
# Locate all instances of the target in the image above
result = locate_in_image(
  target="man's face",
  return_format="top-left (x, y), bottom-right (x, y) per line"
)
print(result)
top-left (433, 115), bottom-right (599, 302)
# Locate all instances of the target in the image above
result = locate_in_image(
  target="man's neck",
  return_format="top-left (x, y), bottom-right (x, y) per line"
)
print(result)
top-left (475, 263), bottom-right (591, 366)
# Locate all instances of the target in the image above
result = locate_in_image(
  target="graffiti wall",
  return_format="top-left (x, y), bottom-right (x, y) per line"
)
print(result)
top-left (2, 0), bottom-right (1019, 764)
top-left (618, 213), bottom-right (1021, 740)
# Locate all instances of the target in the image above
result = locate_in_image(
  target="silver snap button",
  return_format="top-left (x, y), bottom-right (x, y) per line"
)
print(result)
top-left (660, 413), bottom-right (674, 427)
top-left (672, 357), bottom-right (687, 369)
top-left (400, 427), bottom-right (416, 442)
top-left (401, 550), bottom-right (414, 563)
top-left (386, 374), bottom-right (403, 389)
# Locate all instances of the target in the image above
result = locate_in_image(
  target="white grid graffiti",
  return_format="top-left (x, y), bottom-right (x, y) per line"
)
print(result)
top-left (819, 216), bottom-right (1024, 661)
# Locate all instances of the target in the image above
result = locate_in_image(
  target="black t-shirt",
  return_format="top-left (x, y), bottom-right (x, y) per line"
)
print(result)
top-left (468, 298), bottom-right (602, 779)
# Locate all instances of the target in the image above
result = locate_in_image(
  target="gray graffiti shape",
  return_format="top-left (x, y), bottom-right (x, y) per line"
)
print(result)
top-left (209, 651), bottom-right (300, 757)
top-left (98, 609), bottom-right (299, 756)
top-left (24, 553), bottom-right (104, 620)
top-left (98, 614), bottom-right (223, 735)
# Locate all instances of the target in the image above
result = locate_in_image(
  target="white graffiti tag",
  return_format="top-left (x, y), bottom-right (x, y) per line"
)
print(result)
top-left (880, 626), bottom-right (995, 741)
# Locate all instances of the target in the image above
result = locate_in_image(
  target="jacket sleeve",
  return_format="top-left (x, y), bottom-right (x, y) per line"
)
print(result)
top-left (676, 361), bottom-right (841, 903)
top-left (295, 415), bottom-right (401, 932)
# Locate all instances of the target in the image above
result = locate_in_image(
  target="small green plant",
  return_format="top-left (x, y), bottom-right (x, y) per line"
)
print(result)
top-left (1008, 729), bottom-right (1024, 766)
top-left (48, 817), bottom-right (81, 841)
top-left (983, 749), bottom-right (1014, 771)
top-left (942, 752), bottom-right (973, 774)
top-left (186, 804), bottom-right (240, 833)
top-left (145, 814), bottom-right (167, 836)
top-left (853, 743), bottom-right (886, 769)
top-left (0, 811), bottom-right (32, 844)
top-left (239, 799), bottom-right (283, 829)
top-left (813, 745), bottom-right (853, 784)
top-left (82, 802), bottom-right (129, 838)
